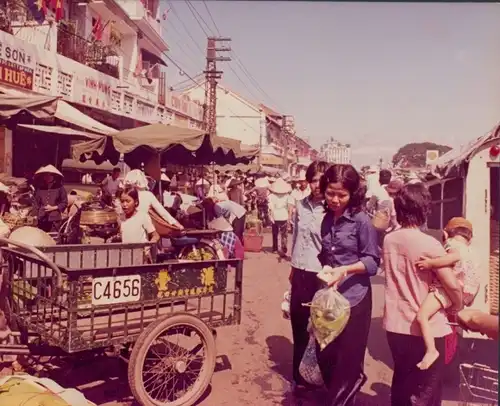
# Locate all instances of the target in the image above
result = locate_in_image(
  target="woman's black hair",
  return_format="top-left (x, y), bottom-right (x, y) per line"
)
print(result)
top-left (394, 183), bottom-right (431, 228)
top-left (320, 164), bottom-right (365, 213)
top-left (121, 186), bottom-right (140, 205)
top-left (305, 160), bottom-right (329, 183)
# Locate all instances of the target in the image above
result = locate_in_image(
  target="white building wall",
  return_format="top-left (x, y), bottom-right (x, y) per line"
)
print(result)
top-left (182, 86), bottom-right (261, 145)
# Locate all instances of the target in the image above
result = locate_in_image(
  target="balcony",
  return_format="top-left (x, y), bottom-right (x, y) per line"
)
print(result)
top-left (56, 22), bottom-right (120, 79)
top-left (116, 0), bottom-right (168, 54)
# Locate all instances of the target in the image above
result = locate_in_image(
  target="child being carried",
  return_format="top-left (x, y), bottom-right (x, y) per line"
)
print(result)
top-left (415, 217), bottom-right (480, 370)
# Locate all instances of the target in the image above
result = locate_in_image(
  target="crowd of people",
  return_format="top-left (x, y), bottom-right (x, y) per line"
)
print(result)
top-left (282, 161), bottom-right (496, 406)
top-left (0, 161), bottom-right (496, 406)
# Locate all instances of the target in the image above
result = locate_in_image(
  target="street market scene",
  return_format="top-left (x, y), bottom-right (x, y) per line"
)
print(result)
top-left (0, 1), bottom-right (498, 405)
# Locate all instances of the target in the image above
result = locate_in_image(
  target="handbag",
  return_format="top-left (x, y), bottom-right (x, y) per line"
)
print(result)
top-left (148, 207), bottom-right (183, 237)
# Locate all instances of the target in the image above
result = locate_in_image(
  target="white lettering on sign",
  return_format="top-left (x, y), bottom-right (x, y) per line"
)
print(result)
top-left (0, 32), bottom-right (36, 90)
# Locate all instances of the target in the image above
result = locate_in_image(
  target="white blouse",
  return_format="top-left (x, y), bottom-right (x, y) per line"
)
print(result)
top-left (138, 190), bottom-right (178, 225)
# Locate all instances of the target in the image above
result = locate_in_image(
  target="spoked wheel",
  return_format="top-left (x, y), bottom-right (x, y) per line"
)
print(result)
top-left (128, 313), bottom-right (216, 406)
top-left (179, 242), bottom-right (217, 261)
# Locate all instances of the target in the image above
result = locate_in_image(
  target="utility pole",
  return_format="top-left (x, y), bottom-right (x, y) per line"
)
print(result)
top-left (203, 37), bottom-right (231, 137)
top-left (282, 115), bottom-right (293, 172)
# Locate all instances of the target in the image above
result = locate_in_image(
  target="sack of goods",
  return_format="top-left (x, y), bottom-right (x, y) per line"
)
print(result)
top-left (299, 335), bottom-right (324, 386)
top-left (0, 375), bottom-right (96, 406)
top-left (308, 287), bottom-right (351, 350)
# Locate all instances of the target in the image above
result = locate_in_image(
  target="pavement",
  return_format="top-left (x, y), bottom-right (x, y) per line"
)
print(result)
top-left (1, 234), bottom-right (498, 405)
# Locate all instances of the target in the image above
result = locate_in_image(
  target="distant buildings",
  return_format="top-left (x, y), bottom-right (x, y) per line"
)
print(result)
top-left (319, 138), bottom-right (352, 164)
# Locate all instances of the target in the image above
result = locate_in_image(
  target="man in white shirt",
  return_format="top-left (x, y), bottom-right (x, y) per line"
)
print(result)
top-left (268, 178), bottom-right (293, 255)
top-left (101, 167), bottom-right (121, 202)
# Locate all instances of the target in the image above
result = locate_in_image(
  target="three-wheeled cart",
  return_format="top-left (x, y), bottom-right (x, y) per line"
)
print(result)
top-left (0, 238), bottom-right (243, 406)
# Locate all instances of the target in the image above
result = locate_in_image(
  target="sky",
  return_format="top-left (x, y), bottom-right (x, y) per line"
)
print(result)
top-left (161, 2), bottom-right (500, 167)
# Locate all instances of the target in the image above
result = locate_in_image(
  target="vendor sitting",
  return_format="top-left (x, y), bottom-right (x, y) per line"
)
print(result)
top-left (208, 217), bottom-right (244, 260)
top-left (33, 165), bottom-right (68, 233)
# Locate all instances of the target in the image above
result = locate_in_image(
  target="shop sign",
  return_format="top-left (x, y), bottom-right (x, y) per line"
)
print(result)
top-left (79, 77), bottom-right (113, 110)
top-left (0, 34), bottom-right (35, 90)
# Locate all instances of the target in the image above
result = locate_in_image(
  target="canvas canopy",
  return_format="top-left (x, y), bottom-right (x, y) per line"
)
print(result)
top-left (0, 95), bottom-right (59, 120)
top-left (72, 122), bottom-right (259, 173)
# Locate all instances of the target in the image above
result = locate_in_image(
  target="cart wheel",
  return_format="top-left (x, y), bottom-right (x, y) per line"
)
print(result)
top-left (128, 313), bottom-right (216, 406)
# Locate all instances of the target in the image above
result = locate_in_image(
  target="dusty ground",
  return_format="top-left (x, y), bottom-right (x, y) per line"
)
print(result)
top-left (2, 234), bottom-right (497, 405)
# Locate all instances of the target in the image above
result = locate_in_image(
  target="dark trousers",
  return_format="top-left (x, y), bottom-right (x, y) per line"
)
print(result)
top-left (290, 268), bottom-right (322, 386)
top-left (271, 220), bottom-right (288, 253)
top-left (38, 219), bottom-right (61, 233)
top-left (387, 332), bottom-right (445, 406)
top-left (232, 215), bottom-right (246, 242)
top-left (317, 287), bottom-right (372, 406)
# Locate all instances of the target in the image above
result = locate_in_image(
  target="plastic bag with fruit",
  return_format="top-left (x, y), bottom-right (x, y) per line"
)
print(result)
top-left (308, 286), bottom-right (351, 350)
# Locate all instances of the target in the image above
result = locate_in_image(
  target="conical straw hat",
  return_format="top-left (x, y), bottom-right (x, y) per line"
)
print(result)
top-left (208, 217), bottom-right (233, 232)
top-left (269, 178), bottom-right (291, 194)
top-left (34, 164), bottom-right (62, 177)
top-left (254, 177), bottom-right (269, 188)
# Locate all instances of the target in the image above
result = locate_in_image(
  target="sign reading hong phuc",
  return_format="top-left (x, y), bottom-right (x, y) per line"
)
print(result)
top-left (0, 38), bottom-right (35, 90)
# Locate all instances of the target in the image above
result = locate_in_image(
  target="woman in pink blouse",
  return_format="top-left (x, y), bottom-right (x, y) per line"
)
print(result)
top-left (383, 183), bottom-right (462, 405)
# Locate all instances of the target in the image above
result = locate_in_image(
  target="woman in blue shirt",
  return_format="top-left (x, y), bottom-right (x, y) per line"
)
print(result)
top-left (318, 164), bottom-right (380, 406)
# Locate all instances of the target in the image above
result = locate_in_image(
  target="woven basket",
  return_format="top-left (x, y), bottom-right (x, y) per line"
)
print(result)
top-left (80, 208), bottom-right (118, 226)
top-left (2, 213), bottom-right (37, 230)
top-left (489, 219), bottom-right (499, 315)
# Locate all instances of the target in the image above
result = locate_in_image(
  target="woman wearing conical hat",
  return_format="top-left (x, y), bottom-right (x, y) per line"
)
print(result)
top-left (33, 165), bottom-right (68, 233)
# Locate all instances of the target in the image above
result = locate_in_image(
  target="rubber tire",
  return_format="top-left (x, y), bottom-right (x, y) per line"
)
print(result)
top-left (128, 313), bottom-right (217, 406)
top-left (178, 242), bottom-right (217, 261)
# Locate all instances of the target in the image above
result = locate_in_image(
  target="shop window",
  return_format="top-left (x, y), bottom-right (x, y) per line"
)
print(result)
top-left (443, 178), bottom-right (464, 199)
top-left (427, 201), bottom-right (442, 230)
top-left (429, 183), bottom-right (442, 202)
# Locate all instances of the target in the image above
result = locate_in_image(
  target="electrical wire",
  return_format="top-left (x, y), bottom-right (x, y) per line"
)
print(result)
top-left (203, 1), bottom-right (221, 36)
top-left (186, 0), bottom-right (212, 37)
top-left (199, 1), bottom-right (284, 112)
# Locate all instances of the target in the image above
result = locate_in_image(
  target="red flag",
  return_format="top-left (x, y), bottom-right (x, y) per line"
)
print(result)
top-left (54, 0), bottom-right (63, 22)
top-left (92, 17), bottom-right (104, 41)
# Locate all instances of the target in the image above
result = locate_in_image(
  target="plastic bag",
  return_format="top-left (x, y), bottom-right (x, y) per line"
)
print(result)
top-left (298, 335), bottom-right (324, 386)
top-left (309, 287), bottom-right (350, 350)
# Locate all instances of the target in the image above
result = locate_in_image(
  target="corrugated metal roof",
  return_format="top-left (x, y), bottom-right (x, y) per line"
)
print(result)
top-left (434, 123), bottom-right (500, 176)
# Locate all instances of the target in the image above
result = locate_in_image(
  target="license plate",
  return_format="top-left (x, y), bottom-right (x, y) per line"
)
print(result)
top-left (92, 275), bottom-right (141, 306)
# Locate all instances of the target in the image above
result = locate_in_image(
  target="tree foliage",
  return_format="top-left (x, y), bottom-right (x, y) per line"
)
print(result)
top-left (392, 142), bottom-right (452, 168)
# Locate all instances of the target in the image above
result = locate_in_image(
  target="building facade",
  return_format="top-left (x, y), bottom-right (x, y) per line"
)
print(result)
top-left (0, 0), bottom-right (204, 174)
top-left (319, 138), bottom-right (352, 164)
top-left (181, 81), bottom-right (263, 146)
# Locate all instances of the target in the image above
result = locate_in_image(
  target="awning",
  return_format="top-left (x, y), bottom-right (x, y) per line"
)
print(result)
top-left (141, 48), bottom-right (168, 67)
top-left (62, 158), bottom-right (114, 172)
top-left (260, 153), bottom-right (283, 166)
top-left (54, 101), bottom-right (116, 135)
top-left (0, 94), bottom-right (59, 120)
top-left (17, 124), bottom-right (103, 139)
top-left (0, 84), bottom-right (116, 135)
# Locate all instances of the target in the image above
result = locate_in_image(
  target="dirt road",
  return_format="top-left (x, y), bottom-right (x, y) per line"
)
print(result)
top-left (5, 235), bottom-right (496, 405)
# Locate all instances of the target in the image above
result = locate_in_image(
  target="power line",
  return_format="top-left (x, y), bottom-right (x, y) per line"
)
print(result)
top-left (200, 1), bottom-right (284, 112)
top-left (167, 1), bottom-right (205, 55)
top-left (203, 1), bottom-right (221, 36)
top-left (186, 0), bottom-right (212, 37)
